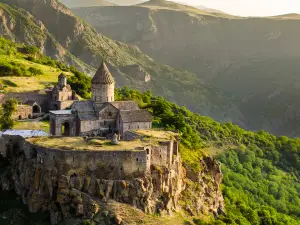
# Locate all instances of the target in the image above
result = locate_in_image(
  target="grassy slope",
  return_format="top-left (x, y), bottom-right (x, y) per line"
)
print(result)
top-left (0, 54), bottom-right (68, 92)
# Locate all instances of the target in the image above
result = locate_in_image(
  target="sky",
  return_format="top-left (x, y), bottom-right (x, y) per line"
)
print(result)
top-left (179, 0), bottom-right (300, 17)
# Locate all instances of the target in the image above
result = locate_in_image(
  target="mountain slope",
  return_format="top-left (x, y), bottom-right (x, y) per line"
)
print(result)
top-left (60, 0), bottom-right (115, 8)
top-left (72, 3), bottom-right (300, 137)
top-left (0, 0), bottom-right (245, 126)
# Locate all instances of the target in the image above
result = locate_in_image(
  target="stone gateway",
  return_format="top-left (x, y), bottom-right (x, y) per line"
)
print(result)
top-left (49, 62), bottom-right (152, 137)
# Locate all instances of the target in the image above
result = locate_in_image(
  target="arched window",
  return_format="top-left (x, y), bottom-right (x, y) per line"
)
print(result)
top-left (146, 149), bottom-right (150, 155)
top-left (108, 112), bottom-right (112, 117)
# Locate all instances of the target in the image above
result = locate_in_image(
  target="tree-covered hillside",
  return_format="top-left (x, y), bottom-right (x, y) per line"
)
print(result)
top-left (115, 87), bottom-right (300, 225)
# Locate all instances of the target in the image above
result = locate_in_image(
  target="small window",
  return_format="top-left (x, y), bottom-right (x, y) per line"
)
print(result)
top-left (108, 112), bottom-right (112, 117)
top-left (146, 149), bottom-right (150, 155)
top-left (120, 167), bottom-right (123, 171)
top-left (136, 158), bottom-right (139, 162)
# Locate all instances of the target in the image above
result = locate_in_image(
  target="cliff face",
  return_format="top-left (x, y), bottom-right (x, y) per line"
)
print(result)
top-left (0, 137), bottom-right (224, 224)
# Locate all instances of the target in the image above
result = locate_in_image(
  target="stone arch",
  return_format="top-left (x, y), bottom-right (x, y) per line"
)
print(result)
top-left (61, 121), bottom-right (71, 136)
top-left (32, 104), bottom-right (41, 114)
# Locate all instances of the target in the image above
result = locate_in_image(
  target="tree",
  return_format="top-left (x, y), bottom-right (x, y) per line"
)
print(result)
top-left (0, 98), bottom-right (17, 130)
top-left (23, 46), bottom-right (39, 55)
top-left (28, 67), bottom-right (43, 76)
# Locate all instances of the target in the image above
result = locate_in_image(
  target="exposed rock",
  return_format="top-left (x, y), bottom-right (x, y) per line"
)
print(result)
top-left (0, 138), bottom-right (224, 223)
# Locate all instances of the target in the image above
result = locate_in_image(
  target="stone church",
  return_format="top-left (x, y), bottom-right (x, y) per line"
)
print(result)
top-left (49, 62), bottom-right (152, 137)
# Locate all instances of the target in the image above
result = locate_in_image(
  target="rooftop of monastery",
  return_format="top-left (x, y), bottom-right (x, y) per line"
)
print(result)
top-left (92, 61), bottom-right (114, 84)
top-left (133, 130), bottom-right (179, 140)
top-left (26, 130), bottom-right (178, 151)
top-left (27, 137), bottom-right (147, 151)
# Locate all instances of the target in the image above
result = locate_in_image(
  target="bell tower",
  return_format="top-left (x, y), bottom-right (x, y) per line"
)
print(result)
top-left (58, 73), bottom-right (67, 89)
top-left (91, 61), bottom-right (115, 104)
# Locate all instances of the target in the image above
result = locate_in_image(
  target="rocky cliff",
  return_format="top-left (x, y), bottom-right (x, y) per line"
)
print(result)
top-left (0, 137), bottom-right (224, 224)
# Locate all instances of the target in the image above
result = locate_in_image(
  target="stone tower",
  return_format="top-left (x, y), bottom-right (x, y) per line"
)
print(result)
top-left (92, 61), bottom-right (115, 104)
top-left (58, 73), bottom-right (67, 89)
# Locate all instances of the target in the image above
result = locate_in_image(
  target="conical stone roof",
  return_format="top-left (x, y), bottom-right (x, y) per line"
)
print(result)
top-left (92, 62), bottom-right (114, 85)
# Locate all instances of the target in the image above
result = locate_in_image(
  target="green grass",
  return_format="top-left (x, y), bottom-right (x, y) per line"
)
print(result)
top-left (0, 39), bottom-right (72, 92)
top-left (13, 121), bottom-right (50, 133)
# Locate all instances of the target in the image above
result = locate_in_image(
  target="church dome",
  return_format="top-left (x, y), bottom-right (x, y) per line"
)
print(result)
top-left (58, 73), bottom-right (66, 78)
top-left (92, 62), bottom-right (114, 85)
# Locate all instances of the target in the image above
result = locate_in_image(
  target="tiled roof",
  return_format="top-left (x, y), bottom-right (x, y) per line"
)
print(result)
top-left (111, 101), bottom-right (139, 111)
top-left (78, 113), bottom-right (98, 121)
top-left (92, 62), bottom-right (114, 85)
top-left (120, 109), bottom-right (152, 123)
top-left (2, 130), bottom-right (49, 138)
top-left (72, 101), bottom-right (95, 112)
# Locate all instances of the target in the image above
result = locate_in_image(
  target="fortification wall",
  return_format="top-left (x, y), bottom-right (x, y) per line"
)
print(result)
top-left (0, 92), bottom-right (48, 111)
top-left (22, 141), bottom-right (148, 179)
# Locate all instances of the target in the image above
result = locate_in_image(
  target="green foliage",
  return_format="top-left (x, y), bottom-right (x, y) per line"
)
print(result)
top-left (22, 45), bottom-right (39, 55)
top-left (116, 87), bottom-right (300, 224)
top-left (1, 79), bottom-right (17, 87)
top-left (67, 66), bottom-right (92, 99)
top-left (81, 220), bottom-right (95, 225)
top-left (28, 67), bottom-right (43, 76)
top-left (0, 98), bottom-right (17, 129)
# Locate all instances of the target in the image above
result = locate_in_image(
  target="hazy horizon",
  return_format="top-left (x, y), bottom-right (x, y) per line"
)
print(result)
top-left (105, 0), bottom-right (300, 17)
top-left (180, 0), bottom-right (300, 17)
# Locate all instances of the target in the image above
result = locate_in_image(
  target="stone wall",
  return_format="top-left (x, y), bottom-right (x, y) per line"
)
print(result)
top-left (12, 105), bottom-right (33, 120)
top-left (121, 122), bottom-right (152, 135)
top-left (22, 141), bottom-right (148, 180)
top-left (80, 120), bottom-right (99, 134)
top-left (92, 83), bottom-right (114, 103)
top-left (0, 92), bottom-right (48, 111)
top-left (50, 114), bottom-right (77, 136)
top-left (0, 135), bottom-right (225, 223)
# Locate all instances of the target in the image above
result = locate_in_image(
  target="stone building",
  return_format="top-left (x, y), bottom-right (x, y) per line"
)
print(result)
top-left (49, 62), bottom-right (152, 137)
top-left (47, 73), bottom-right (79, 110)
top-left (0, 73), bottom-right (79, 120)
